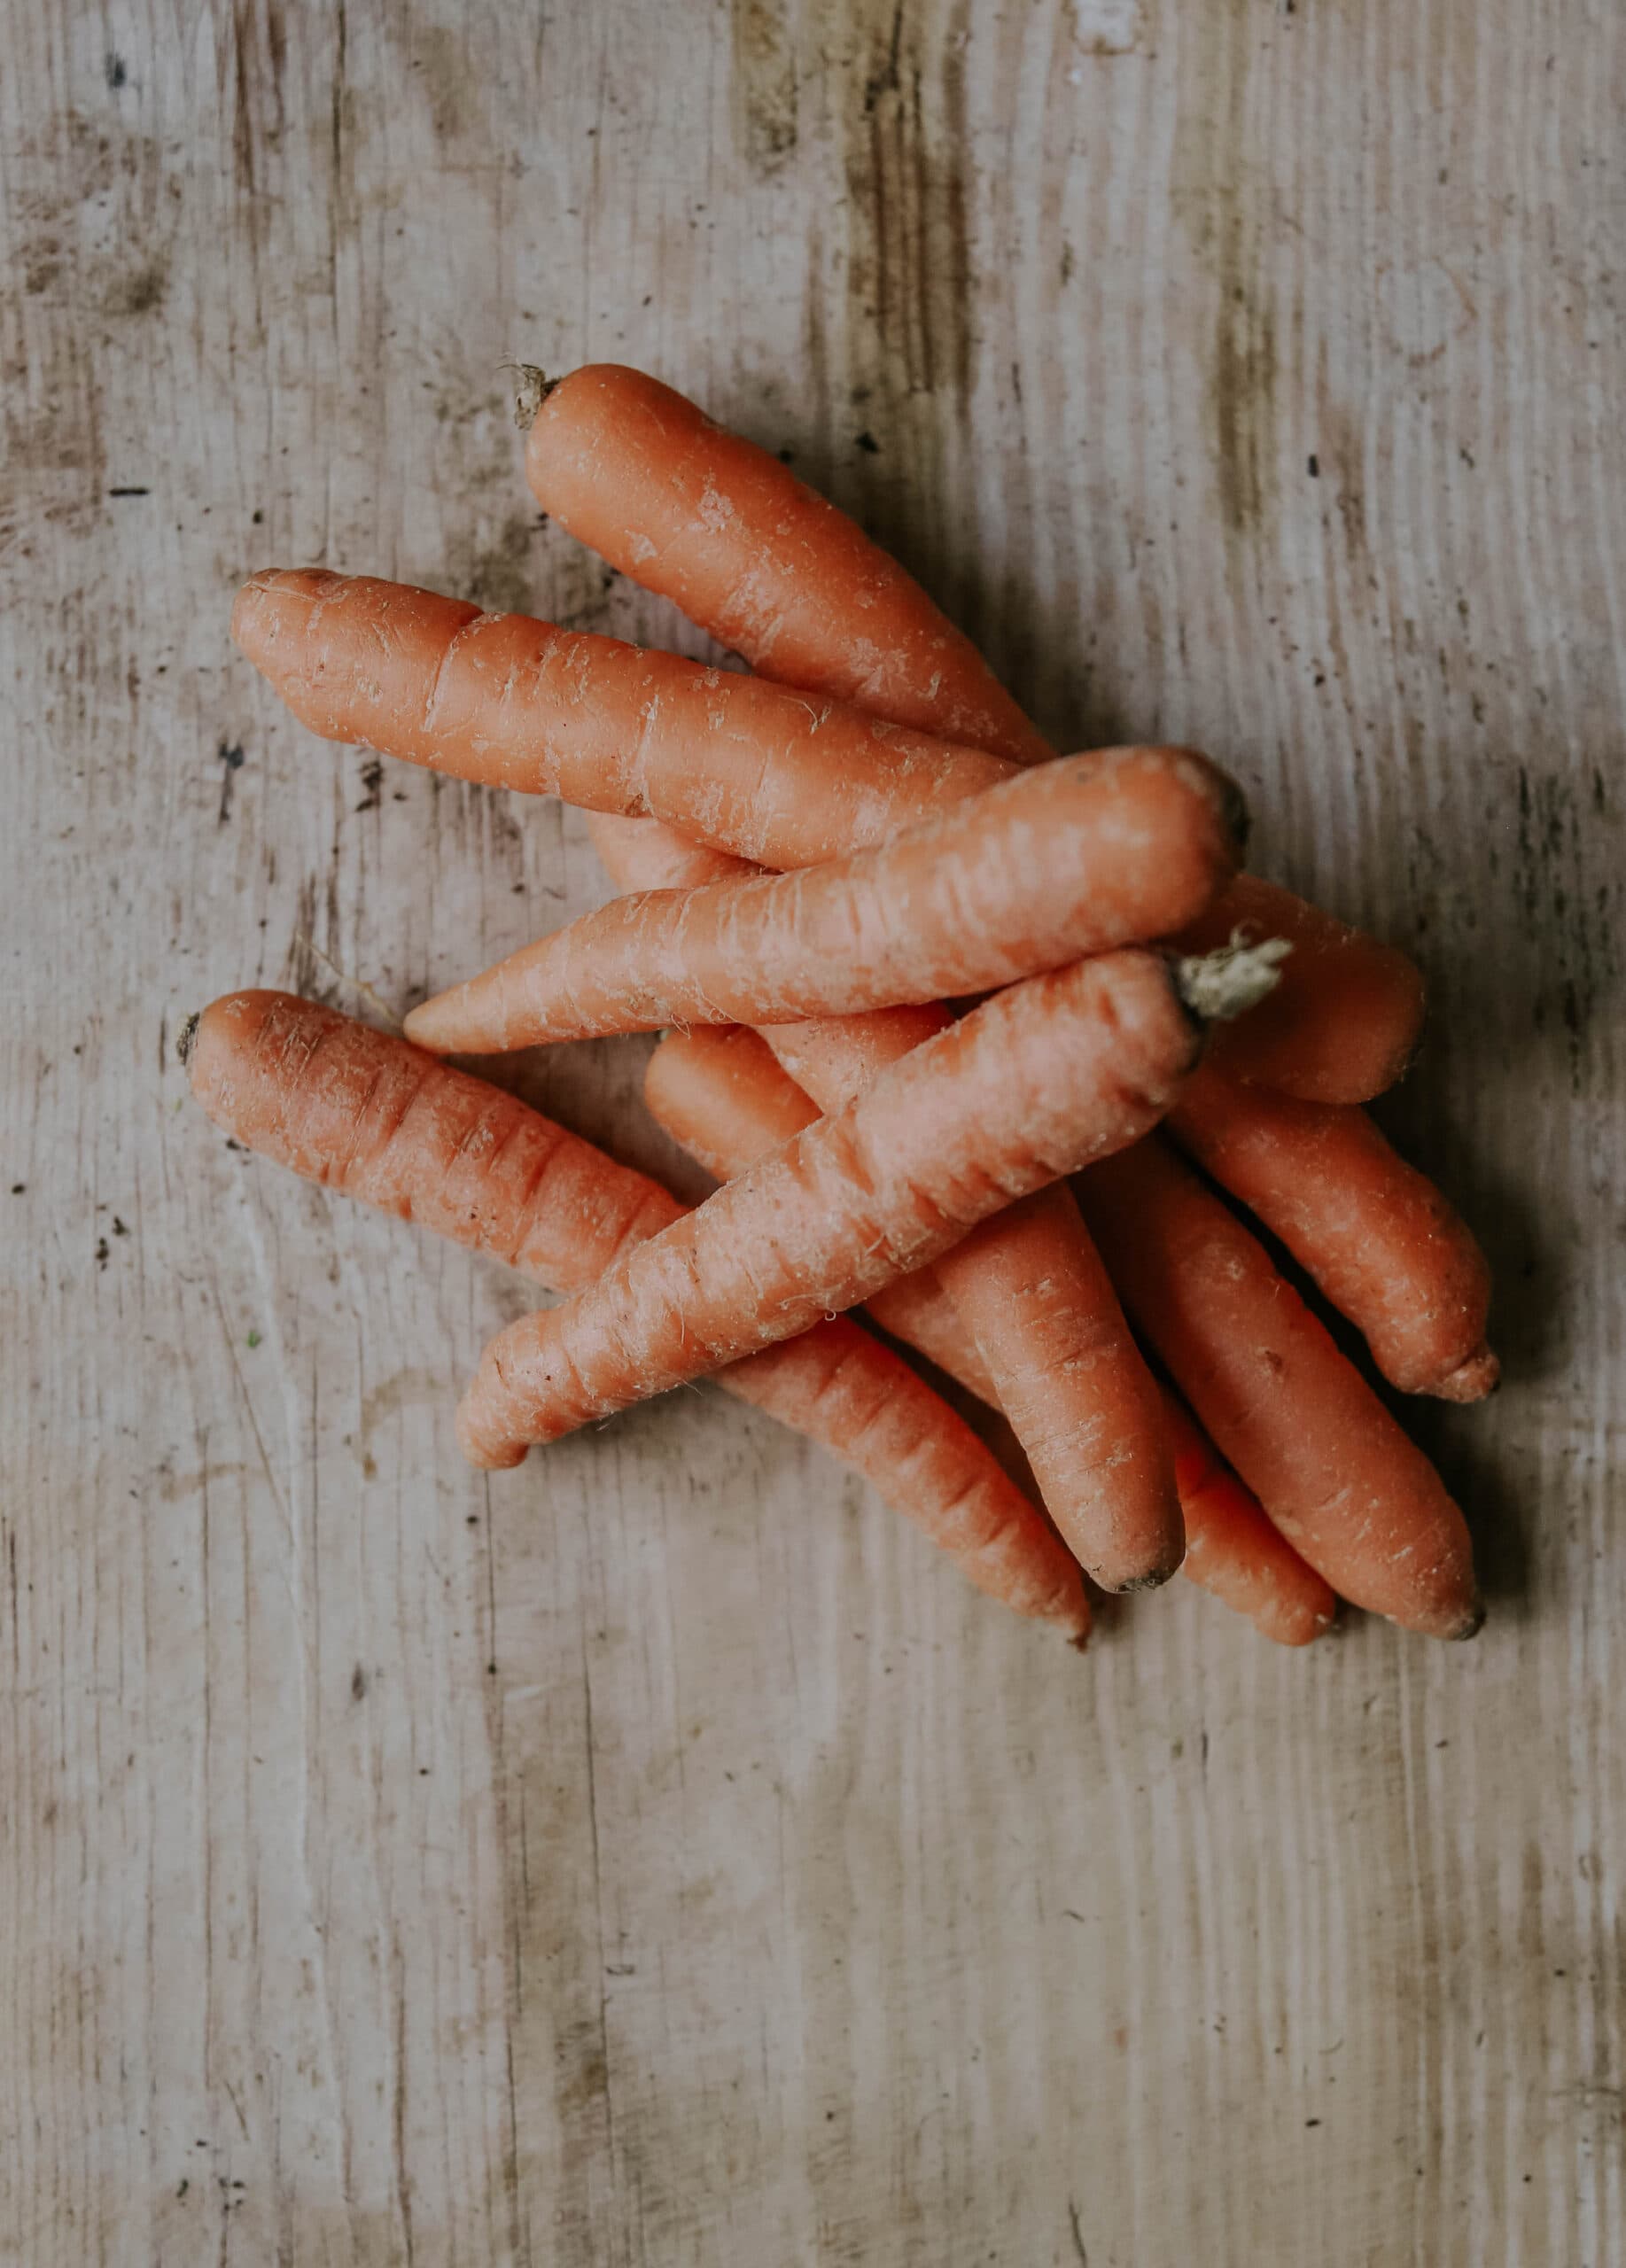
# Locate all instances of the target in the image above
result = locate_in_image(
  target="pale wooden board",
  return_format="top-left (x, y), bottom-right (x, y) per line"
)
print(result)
top-left (3, 0), bottom-right (1622, 2261)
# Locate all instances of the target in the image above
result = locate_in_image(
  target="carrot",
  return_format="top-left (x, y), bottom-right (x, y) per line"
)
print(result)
top-left (1075, 1137), bottom-right (1482, 1639)
top-left (517, 362), bottom-right (1054, 767)
top-left (641, 1022), bottom-right (992, 1394)
top-left (233, 568), bottom-right (1013, 873)
top-left (404, 747), bottom-right (1244, 1054)
top-left (519, 365), bottom-right (1426, 1106)
top-left (646, 1024), bottom-right (1336, 1640)
top-left (455, 947), bottom-right (1208, 1474)
top-left (1168, 1063), bottom-right (1498, 1399)
top-left (587, 810), bottom-right (1187, 1593)
top-left (1158, 1388), bottom-right (1338, 1646)
top-left (1178, 875), bottom-right (1426, 1103)
top-left (587, 796), bottom-right (1187, 1591)
top-left (183, 991), bottom-right (1088, 1637)
top-left (584, 810), bottom-right (747, 892)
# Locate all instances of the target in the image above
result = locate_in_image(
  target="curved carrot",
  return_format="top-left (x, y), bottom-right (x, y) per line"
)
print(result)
top-left (1076, 1137), bottom-right (1481, 1640)
top-left (649, 1024), bottom-right (1336, 1640)
top-left (1178, 875), bottom-right (1426, 1103)
top-left (588, 808), bottom-right (1185, 1594)
top-left (456, 949), bottom-right (1203, 1473)
top-left (1159, 1389), bottom-right (1338, 1646)
top-left (519, 362), bottom-right (1054, 766)
top-left (1168, 1063), bottom-right (1498, 1399)
top-left (405, 747), bottom-right (1243, 1054)
top-left (184, 991), bottom-right (1087, 1637)
top-left (233, 568), bottom-right (1010, 872)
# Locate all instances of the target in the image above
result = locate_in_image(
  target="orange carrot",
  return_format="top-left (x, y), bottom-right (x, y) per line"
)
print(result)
top-left (233, 568), bottom-right (1012, 872)
top-left (405, 747), bottom-right (1244, 1054)
top-left (584, 810), bottom-right (747, 891)
top-left (455, 948), bottom-right (1206, 1474)
top-left (520, 365), bottom-right (1426, 1106)
top-left (1178, 875), bottom-right (1426, 1103)
top-left (1158, 1389), bottom-right (1338, 1646)
top-left (648, 1024), bottom-right (1336, 1639)
top-left (588, 806), bottom-right (1185, 1593)
top-left (641, 1022), bottom-right (994, 1394)
top-left (1076, 1137), bottom-right (1482, 1639)
top-left (1168, 1062), bottom-right (1498, 1399)
top-left (183, 991), bottom-right (1087, 1636)
top-left (518, 362), bottom-right (1054, 767)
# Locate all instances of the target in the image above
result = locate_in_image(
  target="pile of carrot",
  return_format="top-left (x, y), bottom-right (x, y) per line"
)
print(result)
top-left (192, 361), bottom-right (1499, 1653)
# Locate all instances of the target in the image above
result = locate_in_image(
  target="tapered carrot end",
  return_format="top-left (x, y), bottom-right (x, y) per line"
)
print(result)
top-left (1446, 1593), bottom-right (1487, 1641)
top-left (1114, 1564), bottom-right (1181, 1595)
top-left (455, 1394), bottom-right (529, 1471)
top-left (1428, 1345), bottom-right (1501, 1402)
top-left (1255, 1593), bottom-right (1342, 1647)
top-left (401, 992), bottom-right (463, 1054)
top-left (230, 567), bottom-right (344, 671)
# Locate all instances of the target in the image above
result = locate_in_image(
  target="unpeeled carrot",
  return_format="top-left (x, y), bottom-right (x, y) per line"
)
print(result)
top-left (183, 991), bottom-right (1088, 1636)
top-left (1158, 1390), bottom-right (1338, 1647)
top-left (588, 806), bottom-right (1186, 1593)
top-left (455, 948), bottom-right (1206, 1472)
top-left (1178, 875), bottom-right (1426, 1103)
top-left (641, 1021), bottom-right (993, 1394)
top-left (518, 362), bottom-right (1055, 767)
top-left (1076, 1137), bottom-right (1482, 1640)
top-left (233, 568), bottom-right (1010, 872)
top-left (645, 1024), bottom-right (1338, 1642)
top-left (1168, 1063), bottom-right (1498, 1399)
top-left (405, 747), bottom-right (1243, 1054)
top-left (519, 364), bottom-right (1427, 1107)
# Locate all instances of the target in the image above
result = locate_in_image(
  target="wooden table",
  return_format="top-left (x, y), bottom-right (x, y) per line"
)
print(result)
top-left (5, 3), bottom-right (1621, 2260)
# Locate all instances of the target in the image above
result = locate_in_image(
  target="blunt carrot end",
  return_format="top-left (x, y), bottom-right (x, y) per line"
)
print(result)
top-left (1116, 1565), bottom-right (1181, 1594)
top-left (1447, 1595), bottom-right (1487, 1641)
top-left (1431, 1345), bottom-right (1501, 1402)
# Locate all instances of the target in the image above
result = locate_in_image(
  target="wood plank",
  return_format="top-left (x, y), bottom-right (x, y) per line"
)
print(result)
top-left (2, 0), bottom-right (1621, 2260)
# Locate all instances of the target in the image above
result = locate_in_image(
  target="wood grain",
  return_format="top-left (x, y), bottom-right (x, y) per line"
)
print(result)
top-left (3, 0), bottom-right (1622, 2261)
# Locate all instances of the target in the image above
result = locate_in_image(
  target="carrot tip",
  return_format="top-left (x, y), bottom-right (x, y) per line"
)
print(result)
top-left (1116, 1566), bottom-right (1180, 1595)
top-left (175, 1011), bottom-right (201, 1068)
top-left (1428, 1346), bottom-right (1501, 1402)
top-left (1447, 1595), bottom-right (1487, 1642)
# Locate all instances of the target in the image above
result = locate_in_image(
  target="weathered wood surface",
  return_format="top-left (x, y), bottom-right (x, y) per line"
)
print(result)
top-left (3, 1), bottom-right (1622, 2261)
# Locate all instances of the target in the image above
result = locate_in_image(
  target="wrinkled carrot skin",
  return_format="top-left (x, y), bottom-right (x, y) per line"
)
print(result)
top-left (1077, 1138), bottom-right (1481, 1640)
top-left (929, 1185), bottom-right (1183, 1590)
top-left (524, 364), bottom-right (1054, 768)
top-left (1168, 1063), bottom-right (1498, 1399)
top-left (1178, 875), bottom-right (1426, 1104)
top-left (233, 569), bottom-right (1011, 872)
top-left (589, 810), bottom-right (1184, 1592)
top-left (643, 1014), bottom-right (994, 1400)
top-left (1158, 1390), bottom-right (1338, 1645)
top-left (457, 950), bottom-right (1202, 1471)
top-left (646, 1026), bottom-right (1336, 1637)
top-left (406, 747), bottom-right (1243, 1055)
top-left (187, 993), bottom-right (1088, 1636)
